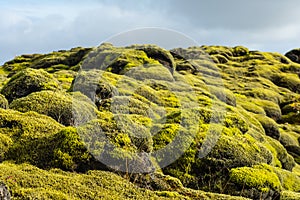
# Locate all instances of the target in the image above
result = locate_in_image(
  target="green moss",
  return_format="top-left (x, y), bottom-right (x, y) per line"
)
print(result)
top-left (131, 44), bottom-right (176, 70)
top-left (211, 55), bottom-right (229, 64)
top-left (83, 44), bottom-right (164, 75)
top-left (152, 124), bottom-right (180, 150)
top-left (273, 167), bottom-right (300, 192)
top-left (1, 68), bottom-right (60, 102)
top-left (0, 94), bottom-right (8, 109)
top-left (2, 54), bottom-right (37, 72)
top-left (243, 88), bottom-right (283, 104)
top-left (2, 43), bottom-right (300, 199)
top-left (255, 114), bottom-right (280, 139)
top-left (264, 137), bottom-right (296, 171)
top-left (155, 191), bottom-right (182, 198)
top-left (30, 47), bottom-right (91, 71)
top-left (0, 133), bottom-right (13, 162)
top-left (279, 129), bottom-right (299, 147)
top-left (230, 164), bottom-right (282, 192)
top-left (281, 101), bottom-right (300, 124)
top-left (271, 73), bottom-right (300, 93)
top-left (123, 64), bottom-right (174, 82)
top-left (281, 191), bottom-right (300, 200)
top-left (53, 70), bottom-right (77, 90)
top-left (0, 162), bottom-right (175, 200)
top-left (10, 91), bottom-right (96, 126)
top-left (209, 86), bottom-right (236, 106)
top-left (0, 108), bottom-right (63, 139)
top-left (251, 99), bottom-right (282, 121)
top-left (238, 100), bottom-right (266, 115)
top-left (232, 46), bottom-right (249, 57)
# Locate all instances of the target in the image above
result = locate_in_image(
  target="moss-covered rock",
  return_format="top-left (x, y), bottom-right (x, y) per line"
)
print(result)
top-left (0, 94), bottom-right (8, 109)
top-left (0, 108), bottom-right (64, 167)
top-left (2, 43), bottom-right (300, 199)
top-left (10, 91), bottom-right (96, 126)
top-left (256, 114), bottom-right (280, 140)
top-left (1, 68), bottom-right (59, 102)
top-left (30, 47), bottom-right (92, 71)
top-left (281, 100), bottom-right (300, 124)
top-left (229, 164), bottom-right (281, 199)
top-left (252, 99), bottom-right (282, 121)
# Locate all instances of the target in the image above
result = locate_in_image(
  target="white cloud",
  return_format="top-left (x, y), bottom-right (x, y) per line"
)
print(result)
top-left (1, 0), bottom-right (300, 64)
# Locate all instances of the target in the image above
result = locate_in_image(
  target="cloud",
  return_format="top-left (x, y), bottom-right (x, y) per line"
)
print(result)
top-left (162, 0), bottom-right (300, 30)
top-left (1, 0), bottom-right (300, 64)
top-left (0, 1), bottom-right (178, 64)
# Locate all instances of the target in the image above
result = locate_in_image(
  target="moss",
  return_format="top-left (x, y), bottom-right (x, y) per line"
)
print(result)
top-left (232, 46), bottom-right (249, 57)
top-left (0, 162), bottom-right (176, 200)
top-left (264, 137), bottom-right (296, 171)
top-left (211, 55), bottom-right (229, 64)
top-left (0, 133), bottom-right (13, 162)
top-left (10, 91), bottom-right (96, 126)
top-left (70, 69), bottom-right (120, 104)
top-left (0, 94), bottom-right (8, 109)
top-left (83, 44), bottom-right (163, 75)
top-left (5, 123), bottom-right (97, 172)
top-left (199, 133), bottom-right (272, 169)
top-left (281, 101), bottom-right (300, 124)
top-left (165, 127), bottom-right (273, 192)
top-left (3, 43), bottom-right (300, 198)
top-left (229, 164), bottom-right (282, 192)
top-left (0, 108), bottom-right (65, 167)
top-left (285, 145), bottom-right (300, 164)
top-left (224, 112), bottom-right (249, 134)
top-left (174, 58), bottom-right (197, 74)
top-left (0, 108), bottom-right (63, 139)
top-left (155, 191), bottom-right (182, 198)
top-left (122, 64), bottom-right (174, 82)
top-left (1, 68), bottom-right (60, 102)
top-left (271, 73), bottom-right (300, 93)
top-left (51, 127), bottom-right (94, 171)
top-left (209, 86), bottom-right (236, 106)
top-left (273, 167), bottom-right (300, 192)
top-left (239, 100), bottom-right (266, 115)
top-left (30, 47), bottom-right (92, 71)
top-left (202, 45), bottom-right (233, 59)
top-left (280, 131), bottom-right (299, 147)
top-left (152, 124), bottom-right (180, 150)
top-left (131, 44), bottom-right (176, 71)
top-left (251, 99), bottom-right (282, 121)
top-left (53, 70), bottom-right (77, 90)
top-left (255, 114), bottom-right (280, 139)
top-left (281, 191), bottom-right (300, 200)
top-left (243, 88), bottom-right (283, 104)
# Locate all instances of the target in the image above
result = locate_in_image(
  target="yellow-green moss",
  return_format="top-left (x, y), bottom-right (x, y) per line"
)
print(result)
top-left (1, 68), bottom-right (60, 102)
top-left (10, 91), bottom-right (96, 126)
top-left (230, 164), bottom-right (281, 192)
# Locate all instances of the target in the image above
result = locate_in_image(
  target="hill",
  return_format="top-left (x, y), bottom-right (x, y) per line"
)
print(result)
top-left (0, 44), bottom-right (300, 199)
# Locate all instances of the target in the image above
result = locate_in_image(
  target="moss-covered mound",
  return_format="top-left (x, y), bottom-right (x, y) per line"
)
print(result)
top-left (2, 47), bottom-right (91, 73)
top-left (1, 44), bottom-right (300, 199)
top-left (1, 68), bottom-right (60, 102)
top-left (10, 91), bottom-right (96, 126)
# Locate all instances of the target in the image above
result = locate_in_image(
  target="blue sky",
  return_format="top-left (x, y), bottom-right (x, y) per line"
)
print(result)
top-left (1, 0), bottom-right (300, 64)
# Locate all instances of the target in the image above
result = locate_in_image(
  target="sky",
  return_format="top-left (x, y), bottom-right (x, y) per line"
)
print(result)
top-left (1, 0), bottom-right (300, 64)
